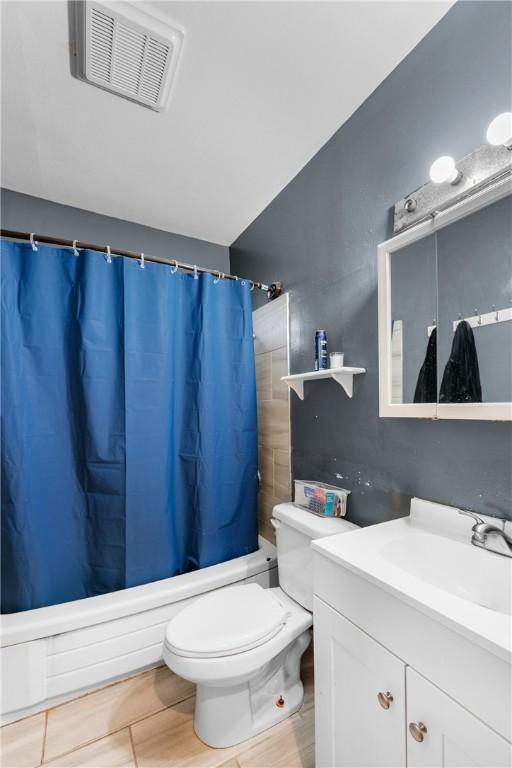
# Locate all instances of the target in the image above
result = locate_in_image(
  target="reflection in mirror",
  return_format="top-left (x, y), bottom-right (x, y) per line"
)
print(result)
top-left (390, 235), bottom-right (437, 404)
top-left (436, 195), bottom-right (512, 404)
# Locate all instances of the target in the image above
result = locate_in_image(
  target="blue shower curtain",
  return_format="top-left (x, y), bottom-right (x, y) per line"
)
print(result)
top-left (1, 240), bottom-right (258, 613)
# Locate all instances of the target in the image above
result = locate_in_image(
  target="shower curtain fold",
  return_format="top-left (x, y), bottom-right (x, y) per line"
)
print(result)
top-left (1, 240), bottom-right (258, 613)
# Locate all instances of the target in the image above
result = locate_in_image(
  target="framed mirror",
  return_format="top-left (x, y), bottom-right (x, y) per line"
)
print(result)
top-left (378, 176), bottom-right (512, 420)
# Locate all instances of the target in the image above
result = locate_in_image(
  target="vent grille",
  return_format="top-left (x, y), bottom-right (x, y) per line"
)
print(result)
top-left (78, 3), bottom-right (183, 111)
top-left (140, 38), bottom-right (169, 102)
top-left (89, 9), bottom-right (114, 82)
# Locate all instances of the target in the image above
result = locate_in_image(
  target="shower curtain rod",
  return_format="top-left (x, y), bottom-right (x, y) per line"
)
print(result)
top-left (0, 229), bottom-right (283, 299)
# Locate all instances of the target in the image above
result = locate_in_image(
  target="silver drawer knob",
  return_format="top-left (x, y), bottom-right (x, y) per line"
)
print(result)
top-left (377, 691), bottom-right (394, 709)
top-left (409, 722), bottom-right (428, 742)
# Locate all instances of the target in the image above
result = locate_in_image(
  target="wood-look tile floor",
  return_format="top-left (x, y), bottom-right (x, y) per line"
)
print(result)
top-left (1, 647), bottom-right (314, 768)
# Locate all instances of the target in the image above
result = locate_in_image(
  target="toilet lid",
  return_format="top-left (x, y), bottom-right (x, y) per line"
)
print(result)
top-left (165, 584), bottom-right (290, 658)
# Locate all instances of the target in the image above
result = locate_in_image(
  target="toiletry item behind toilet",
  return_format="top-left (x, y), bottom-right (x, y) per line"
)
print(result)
top-left (294, 480), bottom-right (350, 517)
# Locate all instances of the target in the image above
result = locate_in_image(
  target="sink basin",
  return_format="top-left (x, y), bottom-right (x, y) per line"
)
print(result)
top-left (380, 532), bottom-right (511, 615)
top-left (312, 497), bottom-right (512, 660)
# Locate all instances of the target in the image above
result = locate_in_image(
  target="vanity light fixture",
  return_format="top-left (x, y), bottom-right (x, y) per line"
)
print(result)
top-left (486, 112), bottom-right (512, 149)
top-left (395, 114), bottom-right (512, 233)
top-left (429, 155), bottom-right (462, 185)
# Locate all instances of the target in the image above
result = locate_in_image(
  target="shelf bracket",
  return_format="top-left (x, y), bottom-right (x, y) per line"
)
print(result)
top-left (287, 379), bottom-right (305, 400)
top-left (332, 371), bottom-right (354, 398)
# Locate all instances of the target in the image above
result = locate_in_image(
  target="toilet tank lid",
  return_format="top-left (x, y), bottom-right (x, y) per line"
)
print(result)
top-left (273, 502), bottom-right (358, 538)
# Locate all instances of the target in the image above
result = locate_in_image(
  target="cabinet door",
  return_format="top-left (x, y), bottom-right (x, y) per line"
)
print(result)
top-left (406, 668), bottom-right (512, 767)
top-left (314, 597), bottom-right (406, 768)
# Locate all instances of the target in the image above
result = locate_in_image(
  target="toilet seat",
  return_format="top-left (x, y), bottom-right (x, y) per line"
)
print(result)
top-left (165, 583), bottom-right (290, 658)
top-left (163, 586), bottom-right (312, 688)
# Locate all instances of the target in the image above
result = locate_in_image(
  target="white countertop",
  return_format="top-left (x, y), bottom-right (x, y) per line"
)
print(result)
top-left (312, 498), bottom-right (512, 662)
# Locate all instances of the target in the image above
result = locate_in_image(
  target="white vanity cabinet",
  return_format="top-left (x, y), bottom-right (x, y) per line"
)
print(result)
top-left (312, 499), bottom-right (512, 768)
top-left (314, 598), bottom-right (511, 768)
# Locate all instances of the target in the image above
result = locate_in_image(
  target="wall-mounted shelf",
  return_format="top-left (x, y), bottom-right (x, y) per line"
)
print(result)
top-left (281, 367), bottom-right (366, 400)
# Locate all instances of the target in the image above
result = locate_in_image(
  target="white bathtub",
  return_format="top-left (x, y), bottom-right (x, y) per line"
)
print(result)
top-left (0, 537), bottom-right (277, 724)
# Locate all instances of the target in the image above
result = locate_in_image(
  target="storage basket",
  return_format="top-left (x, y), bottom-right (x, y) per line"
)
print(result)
top-left (294, 480), bottom-right (350, 518)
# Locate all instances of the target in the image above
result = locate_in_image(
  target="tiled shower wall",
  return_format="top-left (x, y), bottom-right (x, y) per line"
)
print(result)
top-left (253, 294), bottom-right (291, 543)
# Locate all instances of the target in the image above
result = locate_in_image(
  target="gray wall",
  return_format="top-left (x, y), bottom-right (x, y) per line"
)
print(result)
top-left (231, 0), bottom-right (512, 525)
top-left (1, 189), bottom-right (230, 272)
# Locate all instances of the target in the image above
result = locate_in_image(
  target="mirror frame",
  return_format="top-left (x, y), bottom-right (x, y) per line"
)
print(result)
top-left (378, 174), bottom-right (512, 420)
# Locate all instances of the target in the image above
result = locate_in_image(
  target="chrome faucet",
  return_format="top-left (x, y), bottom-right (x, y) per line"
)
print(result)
top-left (459, 510), bottom-right (512, 558)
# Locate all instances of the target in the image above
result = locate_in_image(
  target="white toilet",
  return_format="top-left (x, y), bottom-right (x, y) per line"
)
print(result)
top-left (163, 502), bottom-right (357, 748)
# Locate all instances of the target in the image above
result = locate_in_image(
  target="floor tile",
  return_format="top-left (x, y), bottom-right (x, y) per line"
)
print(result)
top-left (45, 666), bottom-right (193, 761)
top-left (0, 712), bottom-right (46, 768)
top-left (131, 697), bottom-right (235, 768)
top-left (132, 648), bottom-right (315, 768)
top-left (236, 710), bottom-right (314, 768)
top-left (44, 730), bottom-right (135, 768)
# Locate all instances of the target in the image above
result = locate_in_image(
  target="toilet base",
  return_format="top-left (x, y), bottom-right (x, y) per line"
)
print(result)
top-left (193, 629), bottom-right (311, 748)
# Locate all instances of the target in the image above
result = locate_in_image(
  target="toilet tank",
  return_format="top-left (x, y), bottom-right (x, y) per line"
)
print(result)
top-left (272, 502), bottom-right (358, 611)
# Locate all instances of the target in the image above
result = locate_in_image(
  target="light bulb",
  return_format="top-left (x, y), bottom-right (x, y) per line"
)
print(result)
top-left (429, 155), bottom-right (462, 185)
top-left (486, 112), bottom-right (512, 148)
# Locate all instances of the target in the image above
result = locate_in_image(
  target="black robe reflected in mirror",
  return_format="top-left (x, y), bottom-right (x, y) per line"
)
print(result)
top-left (439, 320), bottom-right (482, 403)
top-left (414, 327), bottom-right (437, 403)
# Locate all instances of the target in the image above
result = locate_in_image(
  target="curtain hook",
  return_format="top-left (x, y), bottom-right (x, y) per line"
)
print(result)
top-left (105, 245), bottom-right (112, 264)
top-left (193, 265), bottom-right (198, 280)
top-left (493, 304), bottom-right (499, 321)
top-left (30, 233), bottom-right (38, 251)
top-left (72, 239), bottom-right (79, 257)
top-left (139, 252), bottom-right (145, 270)
top-left (213, 270), bottom-right (221, 284)
top-left (250, 280), bottom-right (255, 291)
top-left (170, 259), bottom-right (179, 274)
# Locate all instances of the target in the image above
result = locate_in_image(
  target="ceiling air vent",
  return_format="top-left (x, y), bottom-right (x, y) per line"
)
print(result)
top-left (75, 2), bottom-right (184, 111)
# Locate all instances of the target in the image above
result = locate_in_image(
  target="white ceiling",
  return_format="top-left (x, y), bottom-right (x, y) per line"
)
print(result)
top-left (1, 1), bottom-right (453, 245)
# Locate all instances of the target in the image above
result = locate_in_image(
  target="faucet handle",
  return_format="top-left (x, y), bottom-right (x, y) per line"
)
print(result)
top-left (458, 509), bottom-right (485, 527)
